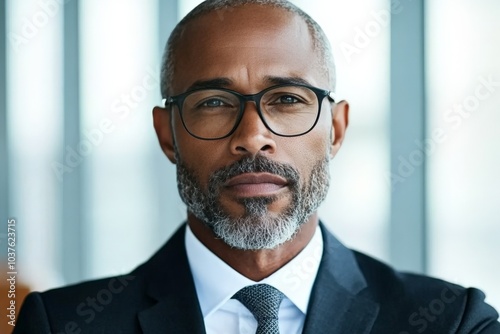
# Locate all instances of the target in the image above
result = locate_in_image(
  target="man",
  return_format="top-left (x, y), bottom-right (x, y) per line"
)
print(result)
top-left (14, 1), bottom-right (500, 333)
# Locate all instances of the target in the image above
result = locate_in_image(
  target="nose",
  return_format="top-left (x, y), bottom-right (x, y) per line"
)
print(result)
top-left (229, 102), bottom-right (276, 157)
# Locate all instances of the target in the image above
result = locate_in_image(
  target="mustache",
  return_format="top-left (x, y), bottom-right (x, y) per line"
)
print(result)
top-left (208, 155), bottom-right (300, 189)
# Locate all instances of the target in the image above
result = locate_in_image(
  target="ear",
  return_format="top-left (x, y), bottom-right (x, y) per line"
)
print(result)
top-left (153, 106), bottom-right (177, 164)
top-left (330, 100), bottom-right (349, 159)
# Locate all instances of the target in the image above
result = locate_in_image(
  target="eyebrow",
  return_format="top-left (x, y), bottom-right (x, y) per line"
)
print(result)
top-left (185, 78), bottom-right (234, 92)
top-left (264, 76), bottom-right (313, 87)
top-left (182, 75), bottom-right (314, 93)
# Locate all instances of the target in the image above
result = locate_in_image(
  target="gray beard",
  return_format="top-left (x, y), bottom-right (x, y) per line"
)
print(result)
top-left (176, 153), bottom-right (330, 250)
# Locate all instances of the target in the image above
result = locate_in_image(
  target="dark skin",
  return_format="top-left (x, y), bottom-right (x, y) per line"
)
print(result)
top-left (153, 5), bottom-right (349, 281)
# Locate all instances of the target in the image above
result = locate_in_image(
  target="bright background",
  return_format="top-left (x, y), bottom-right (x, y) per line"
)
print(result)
top-left (1, 0), bottom-right (499, 311)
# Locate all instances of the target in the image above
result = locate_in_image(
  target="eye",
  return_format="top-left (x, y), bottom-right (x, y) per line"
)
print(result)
top-left (278, 95), bottom-right (300, 104)
top-left (202, 98), bottom-right (227, 107)
top-left (268, 93), bottom-right (307, 105)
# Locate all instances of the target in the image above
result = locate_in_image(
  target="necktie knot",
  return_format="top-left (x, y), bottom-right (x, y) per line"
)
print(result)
top-left (233, 284), bottom-right (284, 334)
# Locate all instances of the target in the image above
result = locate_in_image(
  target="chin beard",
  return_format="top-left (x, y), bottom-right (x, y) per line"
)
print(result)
top-left (176, 154), bottom-right (330, 250)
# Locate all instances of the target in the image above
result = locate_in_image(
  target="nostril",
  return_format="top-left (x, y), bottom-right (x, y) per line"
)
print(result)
top-left (261, 144), bottom-right (273, 151)
top-left (235, 146), bottom-right (248, 153)
top-left (235, 144), bottom-right (272, 154)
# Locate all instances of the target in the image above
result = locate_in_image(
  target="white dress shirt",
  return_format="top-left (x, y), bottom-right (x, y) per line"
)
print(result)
top-left (185, 224), bottom-right (323, 334)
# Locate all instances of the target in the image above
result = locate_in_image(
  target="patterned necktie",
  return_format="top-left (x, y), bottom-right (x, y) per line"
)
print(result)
top-left (232, 284), bottom-right (285, 334)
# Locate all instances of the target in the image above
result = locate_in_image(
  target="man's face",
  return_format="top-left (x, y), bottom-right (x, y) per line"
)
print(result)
top-left (156, 5), bottom-right (346, 250)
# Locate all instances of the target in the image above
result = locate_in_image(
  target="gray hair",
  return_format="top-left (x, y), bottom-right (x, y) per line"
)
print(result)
top-left (160, 0), bottom-right (336, 97)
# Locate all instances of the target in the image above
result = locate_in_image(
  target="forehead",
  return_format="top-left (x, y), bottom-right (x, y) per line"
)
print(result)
top-left (171, 5), bottom-right (325, 93)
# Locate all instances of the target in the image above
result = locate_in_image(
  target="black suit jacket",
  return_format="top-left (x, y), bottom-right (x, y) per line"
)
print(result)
top-left (14, 223), bottom-right (500, 333)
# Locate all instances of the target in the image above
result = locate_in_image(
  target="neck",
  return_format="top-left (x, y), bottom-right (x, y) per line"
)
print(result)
top-left (187, 212), bottom-right (318, 281)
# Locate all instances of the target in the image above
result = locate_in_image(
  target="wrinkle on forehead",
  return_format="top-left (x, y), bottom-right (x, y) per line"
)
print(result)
top-left (238, 66), bottom-right (252, 89)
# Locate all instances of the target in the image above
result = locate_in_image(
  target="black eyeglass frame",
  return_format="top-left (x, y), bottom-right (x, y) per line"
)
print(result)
top-left (162, 83), bottom-right (336, 140)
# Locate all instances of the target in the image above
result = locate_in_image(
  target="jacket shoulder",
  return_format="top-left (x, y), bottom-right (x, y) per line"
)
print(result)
top-left (14, 274), bottom-right (145, 333)
top-left (352, 251), bottom-right (500, 333)
top-left (14, 225), bottom-right (189, 333)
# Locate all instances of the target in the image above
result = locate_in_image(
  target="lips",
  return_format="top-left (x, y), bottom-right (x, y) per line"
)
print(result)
top-left (224, 173), bottom-right (288, 197)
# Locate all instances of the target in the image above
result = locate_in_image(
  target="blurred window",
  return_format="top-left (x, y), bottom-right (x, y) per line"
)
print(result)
top-left (426, 0), bottom-right (500, 309)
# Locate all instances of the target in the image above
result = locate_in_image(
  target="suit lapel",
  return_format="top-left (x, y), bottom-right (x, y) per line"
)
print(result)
top-left (302, 223), bottom-right (379, 334)
top-left (135, 222), bottom-right (379, 333)
top-left (137, 224), bottom-right (206, 334)
top-left (138, 298), bottom-right (205, 334)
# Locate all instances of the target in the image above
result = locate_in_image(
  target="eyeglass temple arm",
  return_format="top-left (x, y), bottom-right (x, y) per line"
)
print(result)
top-left (162, 98), bottom-right (172, 107)
top-left (327, 91), bottom-right (336, 103)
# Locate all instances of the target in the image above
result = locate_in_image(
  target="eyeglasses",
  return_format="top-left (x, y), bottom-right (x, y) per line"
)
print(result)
top-left (163, 83), bottom-right (335, 140)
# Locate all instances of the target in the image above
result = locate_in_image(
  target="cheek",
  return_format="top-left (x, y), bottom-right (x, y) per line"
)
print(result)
top-left (303, 115), bottom-right (333, 156)
top-left (172, 113), bottom-right (208, 164)
top-left (177, 142), bottom-right (215, 175)
top-left (174, 134), bottom-right (228, 188)
top-left (316, 109), bottom-right (334, 154)
top-left (280, 131), bottom-right (330, 184)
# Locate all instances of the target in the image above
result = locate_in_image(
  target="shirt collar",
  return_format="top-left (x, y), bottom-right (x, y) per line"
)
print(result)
top-left (185, 224), bottom-right (323, 318)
